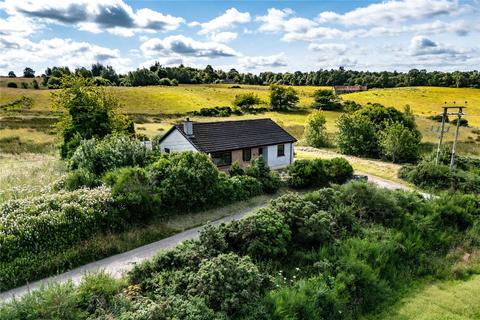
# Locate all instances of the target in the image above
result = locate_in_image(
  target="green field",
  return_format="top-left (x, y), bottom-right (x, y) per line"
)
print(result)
top-left (344, 86), bottom-right (480, 127)
top-left (1, 84), bottom-right (479, 156)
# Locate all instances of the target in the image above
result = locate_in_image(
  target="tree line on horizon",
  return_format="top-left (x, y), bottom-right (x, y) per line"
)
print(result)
top-left (7, 63), bottom-right (480, 89)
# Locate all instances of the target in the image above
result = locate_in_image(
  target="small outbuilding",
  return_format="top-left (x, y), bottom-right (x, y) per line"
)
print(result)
top-left (158, 118), bottom-right (297, 169)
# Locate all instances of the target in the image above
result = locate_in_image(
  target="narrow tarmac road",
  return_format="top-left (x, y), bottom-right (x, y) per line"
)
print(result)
top-left (0, 174), bottom-right (412, 303)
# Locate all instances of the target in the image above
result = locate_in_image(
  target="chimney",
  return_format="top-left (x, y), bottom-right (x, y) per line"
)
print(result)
top-left (183, 117), bottom-right (193, 136)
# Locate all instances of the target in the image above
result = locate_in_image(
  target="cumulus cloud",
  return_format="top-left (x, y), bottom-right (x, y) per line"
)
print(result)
top-left (317, 0), bottom-right (459, 26)
top-left (140, 35), bottom-right (238, 58)
top-left (0, 0), bottom-right (184, 36)
top-left (256, 8), bottom-right (360, 42)
top-left (257, 8), bottom-right (316, 33)
top-left (409, 35), bottom-right (471, 57)
top-left (239, 53), bottom-right (287, 69)
top-left (0, 37), bottom-right (131, 74)
top-left (190, 8), bottom-right (251, 35)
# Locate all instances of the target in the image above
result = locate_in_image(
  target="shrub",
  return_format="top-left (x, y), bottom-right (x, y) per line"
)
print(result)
top-left (69, 135), bottom-right (157, 176)
top-left (304, 111), bottom-right (330, 148)
top-left (324, 157), bottom-right (354, 184)
top-left (269, 85), bottom-right (299, 111)
top-left (7, 82), bottom-right (17, 88)
top-left (342, 100), bottom-right (362, 113)
top-left (47, 76), bottom-right (62, 88)
top-left (159, 77), bottom-right (173, 86)
top-left (31, 79), bottom-right (39, 89)
top-left (336, 114), bottom-right (380, 157)
top-left (188, 253), bottom-right (268, 315)
top-left (232, 92), bottom-right (262, 111)
top-left (399, 161), bottom-right (452, 190)
top-left (229, 175), bottom-right (263, 200)
top-left (399, 160), bottom-right (480, 193)
top-left (380, 122), bottom-right (421, 163)
top-left (104, 167), bottom-right (156, 221)
top-left (312, 89), bottom-right (341, 111)
top-left (287, 159), bottom-right (327, 189)
top-left (0, 282), bottom-right (85, 320)
top-left (191, 106), bottom-right (240, 117)
top-left (149, 152), bottom-right (222, 211)
top-left (77, 272), bottom-right (124, 313)
top-left (450, 118), bottom-right (469, 127)
top-left (227, 208), bottom-right (292, 259)
top-left (228, 161), bottom-right (244, 176)
top-left (245, 156), bottom-right (281, 194)
top-left (21, 82), bottom-right (28, 89)
top-left (63, 168), bottom-right (102, 190)
top-left (0, 187), bottom-right (118, 290)
top-left (337, 104), bottom-right (421, 160)
top-left (286, 158), bottom-right (352, 189)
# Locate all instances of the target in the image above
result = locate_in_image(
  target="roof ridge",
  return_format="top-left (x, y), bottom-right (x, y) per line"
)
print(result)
top-left (187, 118), bottom-right (273, 125)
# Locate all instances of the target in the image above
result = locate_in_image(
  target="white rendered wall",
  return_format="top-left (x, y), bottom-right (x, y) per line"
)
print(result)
top-left (266, 143), bottom-right (293, 169)
top-left (159, 129), bottom-right (197, 152)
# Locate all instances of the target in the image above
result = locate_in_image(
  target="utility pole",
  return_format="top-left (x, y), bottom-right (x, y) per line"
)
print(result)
top-left (449, 102), bottom-right (467, 169)
top-left (434, 104), bottom-right (449, 164)
top-left (432, 102), bottom-right (467, 168)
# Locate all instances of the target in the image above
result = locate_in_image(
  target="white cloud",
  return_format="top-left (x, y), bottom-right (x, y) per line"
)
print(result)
top-left (309, 43), bottom-right (347, 54)
top-left (208, 32), bottom-right (238, 43)
top-left (409, 35), bottom-right (472, 57)
top-left (257, 8), bottom-right (316, 33)
top-left (317, 0), bottom-right (459, 26)
top-left (239, 53), bottom-right (287, 69)
top-left (191, 8), bottom-right (251, 35)
top-left (0, 37), bottom-right (132, 74)
top-left (140, 35), bottom-right (238, 58)
top-left (0, 0), bottom-right (184, 37)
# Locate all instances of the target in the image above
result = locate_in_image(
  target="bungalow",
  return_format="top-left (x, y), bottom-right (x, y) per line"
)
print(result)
top-left (158, 118), bottom-right (297, 169)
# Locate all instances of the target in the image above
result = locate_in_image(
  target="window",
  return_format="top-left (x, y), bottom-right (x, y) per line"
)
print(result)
top-left (211, 151), bottom-right (232, 166)
top-left (258, 147), bottom-right (263, 155)
top-left (277, 144), bottom-right (285, 157)
top-left (164, 148), bottom-right (170, 153)
top-left (242, 148), bottom-right (251, 161)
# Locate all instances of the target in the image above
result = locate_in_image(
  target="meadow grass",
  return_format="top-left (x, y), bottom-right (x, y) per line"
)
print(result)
top-left (364, 275), bottom-right (480, 320)
top-left (0, 84), bottom-right (326, 114)
top-left (1, 84), bottom-right (479, 157)
top-left (0, 154), bottom-right (65, 202)
top-left (344, 86), bottom-right (480, 127)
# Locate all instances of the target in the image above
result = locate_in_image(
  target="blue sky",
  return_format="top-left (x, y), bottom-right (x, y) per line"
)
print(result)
top-left (0, 0), bottom-right (479, 75)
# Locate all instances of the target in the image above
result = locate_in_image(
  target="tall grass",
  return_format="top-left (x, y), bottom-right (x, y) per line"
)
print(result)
top-left (0, 154), bottom-right (65, 202)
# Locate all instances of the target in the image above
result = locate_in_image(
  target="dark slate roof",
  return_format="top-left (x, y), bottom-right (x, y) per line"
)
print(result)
top-left (162, 118), bottom-right (297, 153)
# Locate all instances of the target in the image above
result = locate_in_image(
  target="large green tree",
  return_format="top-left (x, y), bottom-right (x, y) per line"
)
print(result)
top-left (269, 85), bottom-right (299, 111)
top-left (53, 76), bottom-right (134, 158)
top-left (312, 89), bottom-right (341, 111)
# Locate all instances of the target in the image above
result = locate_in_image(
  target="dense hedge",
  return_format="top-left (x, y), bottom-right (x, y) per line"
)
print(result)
top-left (0, 187), bottom-right (117, 290)
top-left (0, 149), bottom-right (282, 290)
top-left (4, 182), bottom-right (479, 319)
top-left (286, 157), bottom-right (354, 189)
top-left (69, 135), bottom-right (158, 176)
top-left (399, 160), bottom-right (480, 193)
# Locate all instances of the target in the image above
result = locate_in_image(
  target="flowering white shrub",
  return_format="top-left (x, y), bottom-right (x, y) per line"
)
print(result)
top-left (0, 186), bottom-right (116, 262)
